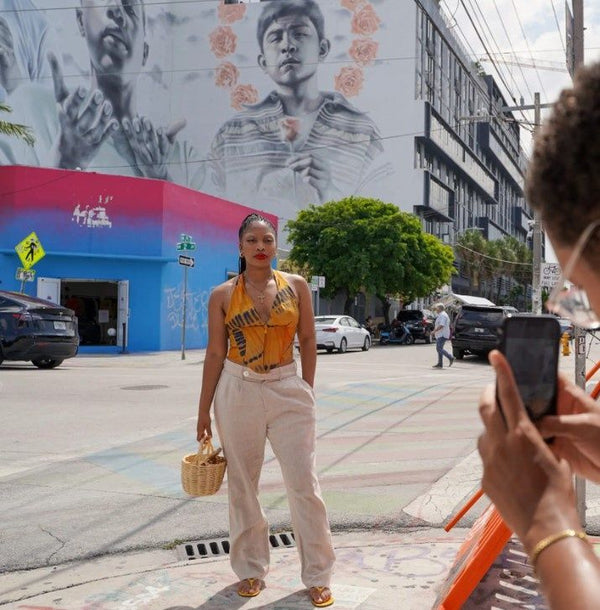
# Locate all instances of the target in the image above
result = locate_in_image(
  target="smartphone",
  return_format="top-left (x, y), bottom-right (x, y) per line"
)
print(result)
top-left (497, 315), bottom-right (561, 421)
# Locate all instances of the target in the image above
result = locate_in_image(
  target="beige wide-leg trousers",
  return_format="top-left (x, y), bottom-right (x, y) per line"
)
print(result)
top-left (213, 359), bottom-right (335, 588)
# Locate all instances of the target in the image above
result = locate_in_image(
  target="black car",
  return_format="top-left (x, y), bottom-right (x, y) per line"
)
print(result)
top-left (451, 305), bottom-right (511, 359)
top-left (395, 309), bottom-right (434, 343)
top-left (0, 290), bottom-right (79, 368)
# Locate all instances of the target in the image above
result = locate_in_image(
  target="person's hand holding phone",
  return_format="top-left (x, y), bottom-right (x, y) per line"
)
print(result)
top-left (478, 350), bottom-right (580, 552)
top-left (538, 376), bottom-right (600, 484)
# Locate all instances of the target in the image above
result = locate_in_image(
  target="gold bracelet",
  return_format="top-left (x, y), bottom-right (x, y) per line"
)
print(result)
top-left (530, 529), bottom-right (589, 568)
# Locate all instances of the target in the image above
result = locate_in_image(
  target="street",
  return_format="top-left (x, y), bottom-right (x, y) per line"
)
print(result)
top-left (1, 339), bottom-right (600, 579)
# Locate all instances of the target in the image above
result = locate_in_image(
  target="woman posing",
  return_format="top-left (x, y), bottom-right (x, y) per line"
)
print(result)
top-left (196, 213), bottom-right (335, 607)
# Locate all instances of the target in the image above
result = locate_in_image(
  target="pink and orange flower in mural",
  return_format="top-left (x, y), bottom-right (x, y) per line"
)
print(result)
top-left (209, 25), bottom-right (237, 59)
top-left (217, 1), bottom-right (246, 25)
top-left (348, 37), bottom-right (379, 66)
top-left (351, 4), bottom-right (381, 36)
top-left (231, 84), bottom-right (259, 110)
top-left (215, 62), bottom-right (240, 89)
top-left (279, 117), bottom-right (301, 142)
top-left (334, 65), bottom-right (365, 97)
top-left (340, 0), bottom-right (367, 12)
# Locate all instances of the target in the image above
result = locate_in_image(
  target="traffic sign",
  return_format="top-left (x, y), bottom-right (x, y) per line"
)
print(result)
top-left (15, 267), bottom-right (36, 282)
top-left (15, 231), bottom-right (45, 270)
top-left (178, 255), bottom-right (195, 268)
top-left (176, 234), bottom-right (196, 252)
top-left (540, 262), bottom-right (561, 289)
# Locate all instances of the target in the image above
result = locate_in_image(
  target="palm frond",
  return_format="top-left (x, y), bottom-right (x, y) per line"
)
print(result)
top-left (0, 104), bottom-right (35, 146)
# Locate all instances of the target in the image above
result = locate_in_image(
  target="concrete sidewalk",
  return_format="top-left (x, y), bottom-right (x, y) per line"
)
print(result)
top-left (0, 528), bottom-right (548, 610)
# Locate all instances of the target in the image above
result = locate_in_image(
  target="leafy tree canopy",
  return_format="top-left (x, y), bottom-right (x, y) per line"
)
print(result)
top-left (285, 197), bottom-right (455, 309)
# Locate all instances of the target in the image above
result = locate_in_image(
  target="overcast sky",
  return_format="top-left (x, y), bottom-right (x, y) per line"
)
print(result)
top-left (442, 0), bottom-right (600, 154)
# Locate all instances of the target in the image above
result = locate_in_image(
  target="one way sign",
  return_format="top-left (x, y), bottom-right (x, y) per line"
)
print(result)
top-left (178, 255), bottom-right (195, 268)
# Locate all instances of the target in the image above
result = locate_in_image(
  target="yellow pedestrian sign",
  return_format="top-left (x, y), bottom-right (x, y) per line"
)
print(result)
top-left (15, 232), bottom-right (45, 270)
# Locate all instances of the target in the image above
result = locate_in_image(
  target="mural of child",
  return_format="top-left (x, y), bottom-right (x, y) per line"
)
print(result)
top-left (208, 0), bottom-right (386, 221)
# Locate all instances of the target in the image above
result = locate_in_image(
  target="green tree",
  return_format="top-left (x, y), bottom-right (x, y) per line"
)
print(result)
top-left (285, 197), bottom-right (454, 321)
top-left (0, 102), bottom-right (34, 146)
top-left (455, 229), bottom-right (487, 294)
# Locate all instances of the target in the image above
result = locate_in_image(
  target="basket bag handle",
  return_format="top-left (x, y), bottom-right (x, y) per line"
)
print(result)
top-left (197, 438), bottom-right (223, 466)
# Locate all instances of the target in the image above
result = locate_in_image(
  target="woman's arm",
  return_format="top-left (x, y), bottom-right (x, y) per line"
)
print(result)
top-left (478, 350), bottom-right (600, 609)
top-left (292, 275), bottom-right (316, 387)
top-left (196, 287), bottom-right (228, 442)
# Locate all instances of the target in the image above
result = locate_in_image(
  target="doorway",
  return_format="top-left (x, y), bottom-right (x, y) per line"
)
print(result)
top-left (61, 280), bottom-right (119, 346)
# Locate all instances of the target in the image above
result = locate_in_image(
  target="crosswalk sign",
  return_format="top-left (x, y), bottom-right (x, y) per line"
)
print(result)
top-left (15, 232), bottom-right (45, 270)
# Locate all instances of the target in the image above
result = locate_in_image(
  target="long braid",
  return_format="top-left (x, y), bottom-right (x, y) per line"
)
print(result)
top-left (238, 213), bottom-right (276, 275)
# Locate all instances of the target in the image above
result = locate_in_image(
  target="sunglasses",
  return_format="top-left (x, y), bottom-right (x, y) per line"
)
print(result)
top-left (546, 219), bottom-right (600, 329)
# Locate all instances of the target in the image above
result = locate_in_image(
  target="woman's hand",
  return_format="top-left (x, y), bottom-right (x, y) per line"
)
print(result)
top-left (538, 376), bottom-right (600, 483)
top-left (196, 411), bottom-right (212, 443)
top-left (478, 350), bottom-right (580, 553)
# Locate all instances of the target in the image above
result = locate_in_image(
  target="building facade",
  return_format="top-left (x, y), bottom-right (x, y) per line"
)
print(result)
top-left (0, 166), bottom-right (272, 352)
top-left (0, 0), bottom-right (533, 338)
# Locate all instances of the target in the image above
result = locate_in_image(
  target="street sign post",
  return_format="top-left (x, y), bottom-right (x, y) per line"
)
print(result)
top-left (540, 262), bottom-right (561, 289)
top-left (310, 275), bottom-right (326, 315)
top-left (176, 235), bottom-right (195, 360)
top-left (15, 268), bottom-right (36, 282)
top-left (15, 231), bottom-right (45, 270)
top-left (176, 234), bottom-right (197, 252)
top-left (178, 255), bottom-right (195, 268)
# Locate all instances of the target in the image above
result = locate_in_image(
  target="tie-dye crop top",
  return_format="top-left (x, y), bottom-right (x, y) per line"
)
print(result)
top-left (225, 270), bottom-right (299, 373)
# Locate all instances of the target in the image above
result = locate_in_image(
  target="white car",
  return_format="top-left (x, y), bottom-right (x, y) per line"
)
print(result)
top-left (313, 315), bottom-right (371, 353)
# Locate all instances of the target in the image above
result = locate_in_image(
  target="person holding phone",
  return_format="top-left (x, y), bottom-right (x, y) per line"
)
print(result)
top-left (478, 61), bottom-right (600, 608)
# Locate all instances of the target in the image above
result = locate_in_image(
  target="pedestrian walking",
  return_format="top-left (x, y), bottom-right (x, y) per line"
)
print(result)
top-left (432, 303), bottom-right (454, 368)
top-left (196, 213), bottom-right (335, 607)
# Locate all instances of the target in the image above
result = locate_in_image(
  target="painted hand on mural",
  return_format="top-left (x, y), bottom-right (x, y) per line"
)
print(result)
top-left (287, 153), bottom-right (333, 203)
top-left (0, 17), bottom-right (21, 95)
top-left (121, 117), bottom-right (187, 181)
top-left (49, 52), bottom-right (119, 170)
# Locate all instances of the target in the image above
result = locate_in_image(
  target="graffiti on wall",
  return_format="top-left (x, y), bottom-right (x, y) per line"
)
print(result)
top-left (164, 285), bottom-right (211, 336)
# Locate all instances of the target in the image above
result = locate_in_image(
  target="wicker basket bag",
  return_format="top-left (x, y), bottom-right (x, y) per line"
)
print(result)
top-left (181, 439), bottom-right (227, 496)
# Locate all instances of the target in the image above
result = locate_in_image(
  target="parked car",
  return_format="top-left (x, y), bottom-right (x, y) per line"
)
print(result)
top-left (0, 290), bottom-right (79, 368)
top-left (313, 315), bottom-right (371, 353)
top-left (451, 304), bottom-right (512, 360)
top-left (395, 309), bottom-right (434, 343)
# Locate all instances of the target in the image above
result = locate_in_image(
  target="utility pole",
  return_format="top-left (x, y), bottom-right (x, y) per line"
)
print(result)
top-left (531, 92), bottom-right (542, 314)
top-left (573, 0), bottom-right (584, 70)
top-left (572, 0), bottom-right (586, 527)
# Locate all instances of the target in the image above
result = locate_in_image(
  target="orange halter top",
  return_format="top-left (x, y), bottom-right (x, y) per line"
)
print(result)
top-left (225, 270), bottom-right (299, 373)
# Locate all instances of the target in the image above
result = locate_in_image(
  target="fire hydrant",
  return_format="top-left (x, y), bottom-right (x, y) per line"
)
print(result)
top-left (561, 332), bottom-right (571, 356)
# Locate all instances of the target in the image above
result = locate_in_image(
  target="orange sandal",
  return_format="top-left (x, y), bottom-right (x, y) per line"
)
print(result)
top-left (309, 586), bottom-right (334, 607)
top-left (237, 577), bottom-right (263, 598)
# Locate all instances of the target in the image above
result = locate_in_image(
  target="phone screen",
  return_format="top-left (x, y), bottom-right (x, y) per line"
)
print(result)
top-left (500, 316), bottom-right (560, 420)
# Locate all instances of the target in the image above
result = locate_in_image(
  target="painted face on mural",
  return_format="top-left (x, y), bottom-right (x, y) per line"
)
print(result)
top-left (258, 15), bottom-right (329, 88)
top-left (77, 0), bottom-right (147, 75)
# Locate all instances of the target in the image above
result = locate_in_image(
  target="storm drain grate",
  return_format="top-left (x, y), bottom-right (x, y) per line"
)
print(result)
top-left (177, 532), bottom-right (296, 561)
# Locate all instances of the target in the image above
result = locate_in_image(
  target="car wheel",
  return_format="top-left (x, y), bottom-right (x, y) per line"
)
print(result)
top-left (32, 358), bottom-right (63, 369)
top-left (362, 336), bottom-right (371, 351)
top-left (405, 334), bottom-right (415, 345)
top-left (452, 348), bottom-right (464, 360)
top-left (338, 338), bottom-right (347, 353)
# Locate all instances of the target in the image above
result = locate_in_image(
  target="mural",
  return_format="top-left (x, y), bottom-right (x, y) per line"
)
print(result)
top-left (0, 0), bottom-right (399, 226)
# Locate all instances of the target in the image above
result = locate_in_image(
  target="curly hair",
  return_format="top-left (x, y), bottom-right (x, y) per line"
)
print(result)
top-left (526, 62), bottom-right (600, 257)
